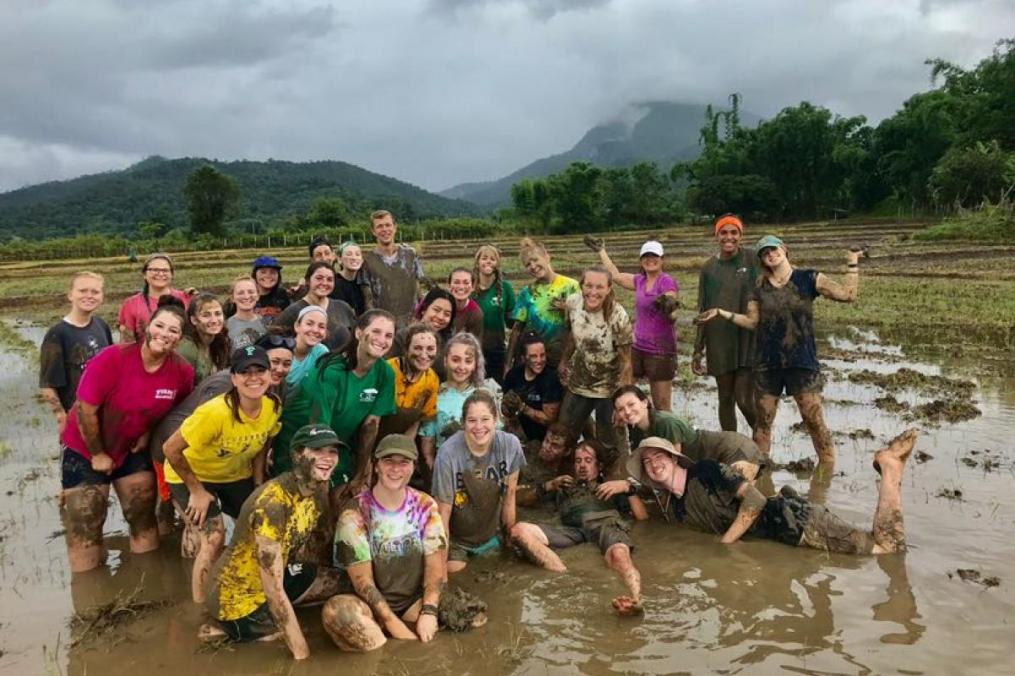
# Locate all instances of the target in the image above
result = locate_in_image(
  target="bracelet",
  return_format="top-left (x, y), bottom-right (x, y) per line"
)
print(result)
top-left (421, 603), bottom-right (439, 617)
top-left (847, 263), bottom-right (859, 269)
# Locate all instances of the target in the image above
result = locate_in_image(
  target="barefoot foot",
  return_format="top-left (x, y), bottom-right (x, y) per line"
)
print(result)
top-left (873, 428), bottom-right (919, 475)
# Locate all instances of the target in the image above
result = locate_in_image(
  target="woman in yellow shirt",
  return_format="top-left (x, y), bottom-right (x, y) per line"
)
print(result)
top-left (381, 324), bottom-right (440, 480)
top-left (163, 345), bottom-right (282, 602)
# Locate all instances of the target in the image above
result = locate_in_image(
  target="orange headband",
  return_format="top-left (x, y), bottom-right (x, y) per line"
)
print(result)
top-left (714, 215), bottom-right (744, 235)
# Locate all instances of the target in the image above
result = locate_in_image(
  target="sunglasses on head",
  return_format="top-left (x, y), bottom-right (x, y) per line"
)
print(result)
top-left (258, 335), bottom-right (296, 350)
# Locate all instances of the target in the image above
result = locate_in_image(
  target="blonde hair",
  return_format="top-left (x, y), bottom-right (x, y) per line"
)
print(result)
top-left (473, 245), bottom-right (504, 300)
top-left (229, 274), bottom-right (257, 295)
top-left (69, 271), bottom-right (104, 291)
top-left (518, 236), bottom-right (547, 261)
top-left (370, 209), bottom-right (395, 224)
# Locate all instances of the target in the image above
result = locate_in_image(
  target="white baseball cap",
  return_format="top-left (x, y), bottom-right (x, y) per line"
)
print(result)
top-left (639, 241), bottom-right (664, 257)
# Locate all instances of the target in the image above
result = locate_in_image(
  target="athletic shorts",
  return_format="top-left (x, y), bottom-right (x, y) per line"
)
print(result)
top-left (632, 347), bottom-right (677, 382)
top-left (61, 446), bottom-right (153, 490)
top-left (754, 368), bottom-right (823, 397)
top-left (539, 514), bottom-right (632, 556)
top-left (217, 562), bottom-right (318, 642)
top-left (167, 478), bottom-right (255, 520)
top-left (448, 534), bottom-right (501, 562)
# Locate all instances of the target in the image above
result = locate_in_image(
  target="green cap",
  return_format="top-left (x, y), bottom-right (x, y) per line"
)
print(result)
top-left (755, 234), bottom-right (784, 253)
top-left (289, 423), bottom-right (343, 452)
top-left (374, 434), bottom-right (418, 461)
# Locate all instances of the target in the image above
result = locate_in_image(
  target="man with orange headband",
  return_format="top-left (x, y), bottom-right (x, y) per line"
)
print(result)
top-left (692, 214), bottom-right (759, 432)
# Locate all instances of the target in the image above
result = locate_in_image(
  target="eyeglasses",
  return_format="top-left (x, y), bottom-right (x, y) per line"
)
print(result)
top-left (146, 268), bottom-right (172, 275)
top-left (258, 335), bottom-right (296, 350)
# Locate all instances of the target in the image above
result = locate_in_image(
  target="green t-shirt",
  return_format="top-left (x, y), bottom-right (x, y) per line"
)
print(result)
top-left (473, 280), bottom-right (516, 356)
top-left (629, 409), bottom-right (699, 454)
top-left (272, 356), bottom-right (396, 485)
top-left (695, 249), bottom-right (759, 376)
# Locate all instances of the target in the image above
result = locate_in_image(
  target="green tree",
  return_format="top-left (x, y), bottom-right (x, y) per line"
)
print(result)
top-left (183, 165), bottom-right (240, 237)
top-left (307, 196), bottom-right (351, 228)
top-left (929, 141), bottom-right (1015, 208)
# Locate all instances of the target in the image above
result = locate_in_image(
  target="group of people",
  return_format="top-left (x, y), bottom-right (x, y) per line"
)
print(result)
top-left (38, 209), bottom-right (920, 660)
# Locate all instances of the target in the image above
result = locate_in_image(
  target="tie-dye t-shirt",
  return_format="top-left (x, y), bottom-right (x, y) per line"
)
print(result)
top-left (512, 275), bottom-right (580, 368)
top-left (335, 487), bottom-right (447, 614)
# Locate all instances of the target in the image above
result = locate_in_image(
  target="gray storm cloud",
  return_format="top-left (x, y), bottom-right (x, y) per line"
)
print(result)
top-left (0, 0), bottom-right (1012, 192)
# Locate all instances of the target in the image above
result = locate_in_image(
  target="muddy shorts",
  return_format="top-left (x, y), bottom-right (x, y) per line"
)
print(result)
top-left (760, 488), bottom-right (875, 555)
top-left (539, 515), bottom-right (633, 556)
top-left (167, 478), bottom-right (255, 520)
top-left (60, 446), bottom-right (153, 490)
top-left (632, 347), bottom-right (677, 382)
top-left (218, 562), bottom-right (318, 642)
top-left (448, 534), bottom-right (502, 562)
top-left (754, 368), bottom-right (823, 397)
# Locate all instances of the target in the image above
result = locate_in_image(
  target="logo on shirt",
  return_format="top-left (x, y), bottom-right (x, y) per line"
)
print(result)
top-left (154, 388), bottom-right (177, 400)
top-left (359, 388), bottom-right (379, 403)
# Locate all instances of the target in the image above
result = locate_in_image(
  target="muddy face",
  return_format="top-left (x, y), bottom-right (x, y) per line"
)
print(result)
top-left (293, 446), bottom-right (339, 487)
top-left (265, 348), bottom-right (293, 385)
top-left (311, 243), bottom-right (337, 265)
top-left (523, 250), bottom-right (551, 282)
top-left (145, 312), bottom-right (184, 356)
top-left (308, 268), bottom-right (336, 300)
top-left (522, 341), bottom-right (547, 377)
top-left (573, 446), bottom-right (600, 482)
top-left (357, 317), bottom-right (395, 361)
top-left (539, 432), bottom-right (569, 464)
top-left (407, 332), bottom-right (438, 373)
top-left (191, 299), bottom-right (224, 338)
top-left (476, 250), bottom-right (499, 277)
top-left (422, 298), bottom-right (453, 332)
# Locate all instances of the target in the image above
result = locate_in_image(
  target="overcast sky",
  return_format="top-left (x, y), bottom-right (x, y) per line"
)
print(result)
top-left (1, 0), bottom-right (1013, 193)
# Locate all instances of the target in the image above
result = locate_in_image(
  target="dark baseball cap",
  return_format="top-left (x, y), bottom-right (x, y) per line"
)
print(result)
top-left (289, 423), bottom-right (344, 452)
top-left (374, 434), bottom-right (418, 461)
top-left (230, 345), bottom-right (270, 373)
top-left (252, 255), bottom-right (282, 270)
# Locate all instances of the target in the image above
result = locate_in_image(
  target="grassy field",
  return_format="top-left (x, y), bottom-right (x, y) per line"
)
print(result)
top-left (2, 219), bottom-right (1012, 355)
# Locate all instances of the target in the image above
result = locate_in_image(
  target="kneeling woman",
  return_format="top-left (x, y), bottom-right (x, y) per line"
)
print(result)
top-left (59, 298), bottom-right (194, 572)
top-left (323, 435), bottom-right (447, 651)
top-left (432, 390), bottom-right (525, 573)
top-left (162, 346), bottom-right (282, 602)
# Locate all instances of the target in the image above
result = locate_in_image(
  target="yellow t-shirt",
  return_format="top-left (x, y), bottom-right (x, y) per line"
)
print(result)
top-left (387, 358), bottom-right (438, 421)
top-left (209, 475), bottom-right (321, 620)
top-left (163, 394), bottom-right (281, 484)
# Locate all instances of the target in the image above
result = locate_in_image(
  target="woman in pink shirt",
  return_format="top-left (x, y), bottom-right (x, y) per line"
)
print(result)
top-left (592, 239), bottom-right (680, 411)
top-left (60, 297), bottom-right (195, 572)
top-left (118, 253), bottom-right (192, 343)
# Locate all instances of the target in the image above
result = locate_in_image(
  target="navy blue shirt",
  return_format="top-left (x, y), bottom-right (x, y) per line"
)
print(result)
top-left (752, 269), bottom-right (820, 371)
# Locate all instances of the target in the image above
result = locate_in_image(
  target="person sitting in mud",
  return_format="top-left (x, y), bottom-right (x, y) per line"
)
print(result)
top-left (626, 431), bottom-right (918, 554)
top-left (162, 346), bottom-right (282, 603)
top-left (58, 297), bottom-right (194, 572)
top-left (510, 439), bottom-right (647, 616)
top-left (432, 390), bottom-right (525, 573)
top-left (202, 424), bottom-right (350, 660)
top-left (610, 385), bottom-right (764, 485)
top-left (39, 271), bottom-right (114, 436)
top-left (516, 422), bottom-right (575, 507)
top-left (322, 435), bottom-right (448, 651)
top-left (501, 332), bottom-right (563, 443)
top-left (696, 235), bottom-right (862, 464)
top-left (558, 265), bottom-right (633, 450)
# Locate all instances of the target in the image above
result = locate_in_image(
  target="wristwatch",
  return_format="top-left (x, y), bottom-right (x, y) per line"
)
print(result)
top-left (421, 603), bottom-right (439, 617)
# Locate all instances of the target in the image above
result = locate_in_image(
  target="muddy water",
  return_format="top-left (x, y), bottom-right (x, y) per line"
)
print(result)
top-left (1, 326), bottom-right (1013, 675)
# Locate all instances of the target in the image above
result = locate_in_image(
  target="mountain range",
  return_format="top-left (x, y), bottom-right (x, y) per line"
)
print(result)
top-left (441, 101), bottom-right (760, 207)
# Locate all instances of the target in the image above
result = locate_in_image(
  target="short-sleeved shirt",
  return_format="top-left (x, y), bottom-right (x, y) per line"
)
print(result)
top-left (474, 280), bottom-right (516, 357)
top-left (633, 273), bottom-right (679, 356)
top-left (207, 473), bottom-right (323, 621)
top-left (512, 275), bottom-right (580, 367)
top-left (39, 317), bottom-right (113, 411)
top-left (227, 316), bottom-right (267, 350)
top-left (432, 430), bottom-right (526, 548)
top-left (286, 343), bottom-right (329, 388)
top-left (695, 249), bottom-right (759, 375)
top-left (379, 358), bottom-right (439, 437)
top-left (563, 293), bottom-right (633, 398)
top-left (255, 287), bottom-right (291, 321)
top-left (273, 356), bottom-right (396, 483)
top-left (335, 488), bottom-right (447, 614)
top-left (752, 269), bottom-right (820, 371)
top-left (164, 394), bottom-right (281, 484)
top-left (628, 409), bottom-right (699, 454)
top-left (453, 299), bottom-right (484, 341)
top-left (176, 338), bottom-right (218, 383)
top-left (273, 299), bottom-right (356, 352)
top-left (361, 246), bottom-right (425, 325)
top-left (118, 290), bottom-right (191, 342)
top-left (503, 365), bottom-right (563, 441)
top-left (671, 459), bottom-right (746, 534)
top-left (61, 344), bottom-right (194, 468)
top-left (419, 379), bottom-right (503, 447)
top-left (333, 275), bottom-right (366, 316)
top-left (149, 370), bottom-right (233, 463)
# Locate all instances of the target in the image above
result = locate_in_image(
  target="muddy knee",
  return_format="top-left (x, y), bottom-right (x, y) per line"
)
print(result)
top-left (322, 595), bottom-right (386, 652)
top-left (61, 486), bottom-right (108, 546)
top-left (121, 484), bottom-right (158, 535)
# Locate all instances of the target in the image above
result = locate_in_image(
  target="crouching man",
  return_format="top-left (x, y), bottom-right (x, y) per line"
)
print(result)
top-left (510, 439), bottom-right (648, 616)
top-left (200, 424), bottom-right (349, 659)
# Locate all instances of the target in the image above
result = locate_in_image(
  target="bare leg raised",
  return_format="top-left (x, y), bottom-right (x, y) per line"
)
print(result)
top-left (870, 429), bottom-right (918, 554)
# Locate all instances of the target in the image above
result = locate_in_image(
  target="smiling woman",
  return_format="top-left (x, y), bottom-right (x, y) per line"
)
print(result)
top-left (178, 293), bottom-right (232, 382)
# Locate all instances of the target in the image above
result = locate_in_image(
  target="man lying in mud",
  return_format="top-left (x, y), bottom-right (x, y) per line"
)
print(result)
top-left (516, 422), bottom-right (575, 507)
top-left (626, 431), bottom-right (918, 554)
top-left (201, 424), bottom-right (349, 660)
top-left (511, 440), bottom-right (648, 615)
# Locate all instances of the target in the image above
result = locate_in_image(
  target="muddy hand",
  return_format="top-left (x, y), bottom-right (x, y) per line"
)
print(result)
top-left (186, 487), bottom-right (215, 528)
top-left (652, 294), bottom-right (681, 316)
top-left (691, 354), bottom-right (706, 376)
top-left (582, 234), bottom-right (605, 253)
top-left (90, 452), bottom-right (115, 475)
top-left (595, 480), bottom-right (629, 499)
top-left (501, 391), bottom-right (524, 417)
top-left (611, 596), bottom-right (643, 616)
top-left (419, 276), bottom-right (438, 293)
top-left (694, 309), bottom-right (720, 325)
top-left (551, 296), bottom-right (568, 313)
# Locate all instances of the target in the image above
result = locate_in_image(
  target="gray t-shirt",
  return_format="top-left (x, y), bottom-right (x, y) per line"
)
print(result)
top-left (227, 316), bottom-right (267, 350)
top-left (432, 430), bottom-right (526, 548)
top-left (148, 370), bottom-right (232, 463)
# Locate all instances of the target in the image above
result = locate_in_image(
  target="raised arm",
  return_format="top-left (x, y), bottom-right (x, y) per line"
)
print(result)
top-left (597, 248), bottom-right (637, 290)
top-left (815, 249), bottom-right (861, 303)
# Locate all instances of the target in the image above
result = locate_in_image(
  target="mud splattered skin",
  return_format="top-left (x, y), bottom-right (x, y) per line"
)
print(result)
top-left (563, 293), bottom-right (633, 398)
top-left (752, 269), bottom-right (820, 371)
top-left (39, 317), bottom-right (113, 410)
top-left (206, 473), bottom-right (323, 621)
